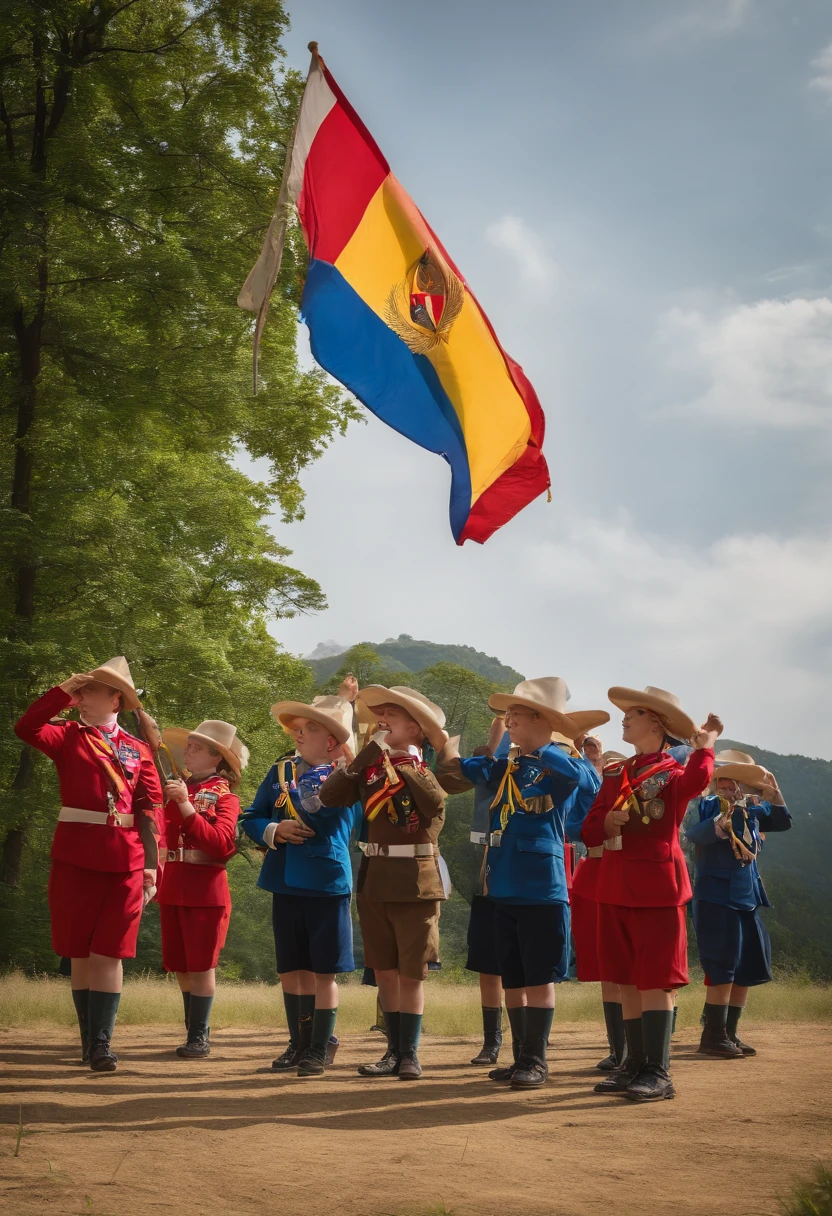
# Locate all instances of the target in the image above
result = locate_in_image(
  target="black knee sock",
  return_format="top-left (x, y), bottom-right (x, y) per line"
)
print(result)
top-left (702, 1002), bottom-right (729, 1038)
top-left (182, 990), bottom-right (191, 1030)
top-left (622, 1017), bottom-right (644, 1068)
top-left (602, 1001), bottom-right (626, 1063)
top-left (383, 1010), bottom-right (401, 1055)
top-left (71, 989), bottom-right (89, 1056)
top-left (506, 1005), bottom-right (527, 1062)
top-left (298, 994), bottom-right (315, 1052)
top-left (481, 1006), bottom-right (503, 1047)
top-left (88, 991), bottom-right (121, 1046)
top-left (188, 994), bottom-right (214, 1038)
top-left (282, 991), bottom-right (300, 1044)
top-left (726, 1004), bottom-right (744, 1041)
top-left (522, 1006), bottom-right (554, 1063)
top-left (399, 1012), bottom-right (423, 1053)
top-left (311, 1008), bottom-right (338, 1052)
top-left (641, 1009), bottom-right (673, 1072)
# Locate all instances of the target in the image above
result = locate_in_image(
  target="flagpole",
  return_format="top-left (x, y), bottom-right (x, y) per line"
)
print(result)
top-left (238, 43), bottom-right (319, 393)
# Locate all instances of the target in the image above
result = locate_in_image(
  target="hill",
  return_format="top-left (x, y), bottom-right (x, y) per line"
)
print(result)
top-left (304, 634), bottom-right (523, 685)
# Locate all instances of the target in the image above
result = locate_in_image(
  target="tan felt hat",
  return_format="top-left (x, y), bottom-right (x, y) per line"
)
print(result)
top-left (712, 749), bottom-right (770, 790)
top-left (358, 685), bottom-right (448, 751)
top-left (607, 685), bottom-right (696, 743)
top-left (489, 677), bottom-right (610, 740)
top-left (163, 720), bottom-right (249, 779)
top-left (271, 695), bottom-right (353, 746)
top-left (83, 656), bottom-right (140, 712)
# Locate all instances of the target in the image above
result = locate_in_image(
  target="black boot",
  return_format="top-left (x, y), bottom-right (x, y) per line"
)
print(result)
top-left (71, 988), bottom-right (90, 1064)
top-left (597, 1001), bottom-right (626, 1071)
top-left (490, 1005), bottom-right (526, 1081)
top-left (177, 994), bottom-right (213, 1059)
top-left (88, 991), bottom-right (120, 1073)
top-left (594, 1017), bottom-right (643, 1094)
top-left (181, 990), bottom-right (191, 1031)
top-left (299, 1009), bottom-right (337, 1077)
top-left (626, 1009), bottom-right (675, 1102)
top-left (698, 1003), bottom-right (744, 1059)
top-left (273, 990), bottom-right (302, 1070)
top-left (358, 1010), bottom-right (401, 1076)
top-left (511, 1006), bottom-right (553, 1090)
top-left (471, 1006), bottom-right (503, 1065)
top-left (727, 1004), bottom-right (755, 1055)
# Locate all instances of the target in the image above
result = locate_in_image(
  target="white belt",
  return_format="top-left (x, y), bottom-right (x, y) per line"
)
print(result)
top-left (470, 831), bottom-right (487, 846)
top-left (166, 847), bottom-right (225, 867)
top-left (59, 806), bottom-right (135, 828)
top-left (360, 842), bottom-right (436, 858)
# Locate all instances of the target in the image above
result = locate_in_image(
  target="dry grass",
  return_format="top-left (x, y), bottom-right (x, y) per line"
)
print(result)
top-left (0, 970), bottom-right (830, 1033)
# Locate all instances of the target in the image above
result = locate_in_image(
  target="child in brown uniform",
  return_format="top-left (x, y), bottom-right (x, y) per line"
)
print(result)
top-left (319, 685), bottom-right (448, 1080)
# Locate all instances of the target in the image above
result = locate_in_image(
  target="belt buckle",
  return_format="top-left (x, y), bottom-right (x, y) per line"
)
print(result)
top-left (167, 848), bottom-right (183, 862)
top-left (489, 830), bottom-right (502, 848)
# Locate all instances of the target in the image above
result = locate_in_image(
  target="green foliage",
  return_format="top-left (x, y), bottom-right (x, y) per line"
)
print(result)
top-left (777, 1163), bottom-right (832, 1216)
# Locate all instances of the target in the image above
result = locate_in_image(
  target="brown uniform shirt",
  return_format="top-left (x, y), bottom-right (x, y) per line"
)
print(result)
top-left (319, 740), bottom-right (446, 903)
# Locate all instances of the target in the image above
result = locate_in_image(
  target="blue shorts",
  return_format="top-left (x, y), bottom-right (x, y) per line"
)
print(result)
top-left (466, 895), bottom-right (500, 976)
top-left (693, 900), bottom-right (772, 988)
top-left (271, 892), bottom-right (355, 975)
top-left (494, 901), bottom-right (570, 989)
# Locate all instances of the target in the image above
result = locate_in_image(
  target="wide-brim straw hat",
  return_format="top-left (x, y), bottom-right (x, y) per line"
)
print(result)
top-left (488, 677), bottom-right (610, 740)
top-left (607, 685), bottom-right (696, 743)
top-left (82, 656), bottom-right (140, 712)
top-left (162, 720), bottom-right (249, 779)
top-left (270, 695), bottom-right (353, 746)
top-left (358, 685), bottom-right (448, 751)
top-left (602, 750), bottom-right (629, 766)
top-left (712, 749), bottom-right (770, 790)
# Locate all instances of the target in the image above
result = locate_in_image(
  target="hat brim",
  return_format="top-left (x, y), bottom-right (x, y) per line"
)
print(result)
top-left (711, 763), bottom-right (769, 789)
top-left (162, 726), bottom-right (243, 778)
top-left (358, 686), bottom-right (448, 751)
top-left (487, 694), bottom-right (609, 740)
top-left (270, 701), bottom-right (350, 745)
top-left (607, 687), bottom-right (696, 742)
top-left (85, 667), bottom-right (140, 712)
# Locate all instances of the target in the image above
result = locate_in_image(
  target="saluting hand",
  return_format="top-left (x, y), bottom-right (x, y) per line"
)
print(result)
top-left (275, 819), bottom-right (314, 844)
top-left (59, 673), bottom-right (92, 705)
top-left (693, 713), bottom-right (723, 750)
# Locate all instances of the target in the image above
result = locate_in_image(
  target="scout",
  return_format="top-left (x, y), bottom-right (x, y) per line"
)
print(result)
top-left (686, 749), bottom-right (791, 1058)
top-left (14, 658), bottom-right (163, 1072)
top-left (570, 749), bottom-right (629, 1073)
top-left (437, 678), bottom-right (607, 1090)
top-left (319, 685), bottom-right (449, 1081)
top-left (581, 686), bottom-right (722, 1102)
top-left (157, 720), bottom-right (247, 1058)
top-left (241, 696), bottom-right (361, 1077)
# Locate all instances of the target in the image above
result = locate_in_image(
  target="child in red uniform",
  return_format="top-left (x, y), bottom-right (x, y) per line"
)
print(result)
top-left (14, 658), bottom-right (163, 1072)
top-left (582, 687), bottom-right (722, 1102)
top-left (158, 721), bottom-right (247, 1058)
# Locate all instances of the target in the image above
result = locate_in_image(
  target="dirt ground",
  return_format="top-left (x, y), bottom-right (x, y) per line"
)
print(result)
top-left (1, 1023), bottom-right (830, 1216)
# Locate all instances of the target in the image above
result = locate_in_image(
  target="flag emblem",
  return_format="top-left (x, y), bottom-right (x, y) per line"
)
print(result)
top-left (384, 249), bottom-right (464, 355)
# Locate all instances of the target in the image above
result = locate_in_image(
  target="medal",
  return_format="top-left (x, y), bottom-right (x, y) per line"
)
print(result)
top-left (641, 798), bottom-right (665, 823)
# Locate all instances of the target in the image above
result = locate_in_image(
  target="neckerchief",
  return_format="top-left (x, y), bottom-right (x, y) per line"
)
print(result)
top-left (489, 753), bottom-right (528, 830)
top-left (81, 727), bottom-right (132, 818)
top-left (607, 753), bottom-right (679, 820)
top-left (717, 796), bottom-right (757, 865)
top-left (274, 756), bottom-right (332, 827)
top-left (364, 751), bottom-right (423, 825)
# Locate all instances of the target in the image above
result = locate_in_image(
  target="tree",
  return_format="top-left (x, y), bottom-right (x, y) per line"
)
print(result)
top-left (0, 1), bottom-right (359, 911)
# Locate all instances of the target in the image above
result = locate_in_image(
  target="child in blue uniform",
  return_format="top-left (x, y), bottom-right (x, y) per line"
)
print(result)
top-left (241, 696), bottom-right (362, 1077)
top-left (437, 677), bottom-right (607, 1090)
top-left (686, 749), bottom-right (791, 1058)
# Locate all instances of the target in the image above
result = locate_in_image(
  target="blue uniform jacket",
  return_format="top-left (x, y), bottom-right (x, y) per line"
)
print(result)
top-left (459, 744), bottom-right (600, 905)
top-left (241, 755), bottom-right (362, 897)
top-left (685, 794), bottom-right (792, 910)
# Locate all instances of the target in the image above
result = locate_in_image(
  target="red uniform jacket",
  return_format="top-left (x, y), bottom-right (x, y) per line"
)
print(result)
top-left (14, 686), bottom-right (163, 874)
top-left (571, 854), bottom-right (602, 901)
top-left (581, 748), bottom-right (714, 908)
top-left (157, 774), bottom-right (240, 908)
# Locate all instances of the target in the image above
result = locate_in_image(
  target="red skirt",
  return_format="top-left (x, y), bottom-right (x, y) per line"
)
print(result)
top-left (597, 902), bottom-right (688, 990)
top-left (570, 892), bottom-right (601, 982)
top-left (48, 860), bottom-right (144, 959)
top-left (160, 904), bottom-right (230, 972)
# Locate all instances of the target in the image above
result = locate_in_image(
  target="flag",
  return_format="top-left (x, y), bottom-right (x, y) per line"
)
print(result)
top-left (239, 44), bottom-right (550, 545)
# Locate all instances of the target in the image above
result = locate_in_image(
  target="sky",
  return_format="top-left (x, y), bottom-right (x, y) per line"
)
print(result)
top-left (242, 0), bottom-right (832, 759)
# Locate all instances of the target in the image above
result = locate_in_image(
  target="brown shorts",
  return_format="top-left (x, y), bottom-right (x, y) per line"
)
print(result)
top-left (357, 896), bottom-right (440, 980)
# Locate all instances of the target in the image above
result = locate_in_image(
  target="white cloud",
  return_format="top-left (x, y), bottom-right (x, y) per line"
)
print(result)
top-left (809, 41), bottom-right (832, 97)
top-left (485, 215), bottom-right (556, 288)
top-left (655, 296), bottom-right (832, 427)
top-left (649, 0), bottom-right (753, 43)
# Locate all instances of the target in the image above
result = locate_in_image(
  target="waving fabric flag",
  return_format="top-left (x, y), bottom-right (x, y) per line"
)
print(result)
top-left (239, 44), bottom-right (550, 545)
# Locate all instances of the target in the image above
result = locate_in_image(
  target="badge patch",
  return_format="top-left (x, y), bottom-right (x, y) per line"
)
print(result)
top-left (194, 789), bottom-right (219, 814)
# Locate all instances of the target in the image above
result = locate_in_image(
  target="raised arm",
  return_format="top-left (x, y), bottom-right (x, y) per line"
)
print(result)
top-left (400, 764), bottom-right (446, 820)
top-left (14, 685), bottom-right (73, 759)
top-left (564, 758), bottom-right (603, 842)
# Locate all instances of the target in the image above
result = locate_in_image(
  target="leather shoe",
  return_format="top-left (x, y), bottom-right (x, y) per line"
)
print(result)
top-left (297, 1046), bottom-right (327, 1077)
top-left (595, 1052), bottom-right (619, 1072)
top-left (89, 1035), bottom-right (118, 1073)
top-left (357, 1049), bottom-right (400, 1077)
top-left (398, 1050), bottom-right (422, 1080)
top-left (471, 1043), bottom-right (501, 1066)
top-left (488, 1063), bottom-right (516, 1082)
top-left (625, 1062), bottom-right (676, 1101)
top-left (272, 1042), bottom-right (301, 1071)
top-left (697, 1029), bottom-right (744, 1059)
top-left (731, 1035), bottom-right (757, 1056)
top-left (177, 1032), bottom-right (210, 1059)
top-left (594, 1055), bottom-right (642, 1094)
top-left (510, 1056), bottom-right (548, 1089)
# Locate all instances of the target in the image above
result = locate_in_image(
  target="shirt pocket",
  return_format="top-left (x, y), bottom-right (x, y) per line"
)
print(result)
top-left (514, 837), bottom-right (562, 899)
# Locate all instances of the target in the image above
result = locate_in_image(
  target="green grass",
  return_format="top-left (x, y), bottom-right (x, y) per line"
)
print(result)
top-left (778, 1164), bottom-right (832, 1216)
top-left (1, 970), bottom-right (830, 1033)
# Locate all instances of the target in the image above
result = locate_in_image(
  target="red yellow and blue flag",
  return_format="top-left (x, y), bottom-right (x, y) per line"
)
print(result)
top-left (239, 44), bottom-right (550, 545)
